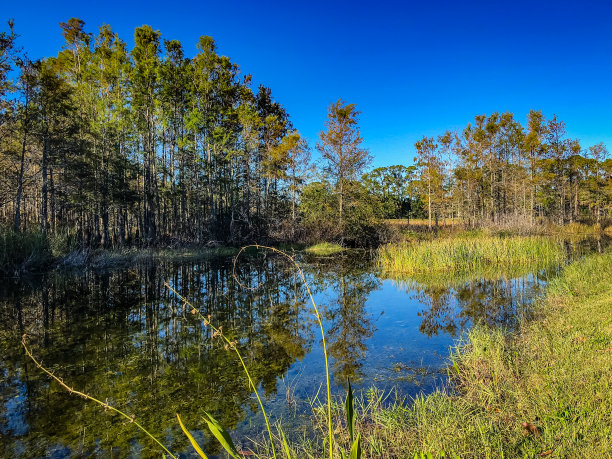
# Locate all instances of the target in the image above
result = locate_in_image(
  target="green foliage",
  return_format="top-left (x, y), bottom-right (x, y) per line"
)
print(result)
top-left (177, 414), bottom-right (209, 458)
top-left (202, 411), bottom-right (241, 459)
top-left (299, 180), bottom-right (385, 246)
top-left (345, 380), bottom-right (355, 445)
top-left (362, 165), bottom-right (418, 219)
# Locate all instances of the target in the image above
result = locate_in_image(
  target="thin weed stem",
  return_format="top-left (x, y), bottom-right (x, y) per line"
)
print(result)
top-left (21, 334), bottom-right (177, 459)
top-left (232, 245), bottom-right (334, 459)
top-left (165, 282), bottom-right (278, 459)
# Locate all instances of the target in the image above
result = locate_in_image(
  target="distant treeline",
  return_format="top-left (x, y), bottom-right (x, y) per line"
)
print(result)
top-left (406, 112), bottom-right (612, 228)
top-left (0, 18), bottom-right (611, 252)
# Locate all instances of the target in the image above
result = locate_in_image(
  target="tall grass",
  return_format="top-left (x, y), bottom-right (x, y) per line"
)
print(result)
top-left (0, 226), bottom-right (49, 274)
top-left (379, 235), bottom-right (565, 275)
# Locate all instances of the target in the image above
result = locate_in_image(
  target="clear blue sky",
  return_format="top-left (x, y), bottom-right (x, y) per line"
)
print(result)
top-left (5, 0), bottom-right (612, 167)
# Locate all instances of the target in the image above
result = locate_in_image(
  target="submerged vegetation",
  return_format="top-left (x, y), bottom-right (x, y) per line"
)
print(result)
top-left (378, 235), bottom-right (565, 276)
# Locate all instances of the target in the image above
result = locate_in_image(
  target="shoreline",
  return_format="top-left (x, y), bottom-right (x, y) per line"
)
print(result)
top-left (295, 249), bottom-right (612, 457)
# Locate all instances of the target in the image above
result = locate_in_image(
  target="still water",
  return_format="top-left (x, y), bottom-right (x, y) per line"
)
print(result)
top-left (0, 239), bottom-right (606, 457)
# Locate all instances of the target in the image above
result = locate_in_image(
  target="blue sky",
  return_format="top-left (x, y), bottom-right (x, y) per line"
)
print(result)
top-left (5, 0), bottom-right (612, 167)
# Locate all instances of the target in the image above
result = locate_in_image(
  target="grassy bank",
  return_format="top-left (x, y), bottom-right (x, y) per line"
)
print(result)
top-left (379, 235), bottom-right (565, 276)
top-left (305, 242), bottom-right (346, 256)
top-left (296, 249), bottom-right (611, 457)
top-left (58, 246), bottom-right (240, 270)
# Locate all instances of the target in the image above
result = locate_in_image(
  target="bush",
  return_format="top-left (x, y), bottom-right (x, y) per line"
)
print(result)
top-left (299, 181), bottom-right (387, 247)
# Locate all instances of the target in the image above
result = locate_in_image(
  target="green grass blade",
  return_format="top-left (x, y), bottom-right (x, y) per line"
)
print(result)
top-left (280, 428), bottom-right (293, 459)
top-left (203, 411), bottom-right (240, 459)
top-left (176, 413), bottom-right (209, 459)
top-left (349, 433), bottom-right (362, 459)
top-left (345, 379), bottom-right (355, 444)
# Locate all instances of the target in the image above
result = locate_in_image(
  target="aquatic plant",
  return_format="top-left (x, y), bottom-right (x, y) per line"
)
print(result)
top-left (379, 235), bottom-right (565, 275)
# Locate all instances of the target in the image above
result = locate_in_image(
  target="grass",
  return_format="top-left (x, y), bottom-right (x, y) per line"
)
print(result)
top-left (0, 226), bottom-right (50, 275)
top-left (294, 248), bottom-right (612, 458)
top-left (305, 242), bottom-right (346, 256)
top-left (385, 218), bottom-right (462, 228)
top-left (545, 222), bottom-right (604, 235)
top-left (379, 235), bottom-right (565, 276)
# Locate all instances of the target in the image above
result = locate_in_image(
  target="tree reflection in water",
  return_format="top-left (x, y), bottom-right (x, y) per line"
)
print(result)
top-left (0, 247), bottom-right (569, 457)
top-left (308, 255), bottom-right (380, 386)
top-left (392, 272), bottom-right (548, 338)
top-left (0, 255), bottom-right (314, 457)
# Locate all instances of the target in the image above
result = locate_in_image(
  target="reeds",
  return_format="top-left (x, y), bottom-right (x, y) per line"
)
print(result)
top-left (379, 235), bottom-right (565, 276)
top-left (0, 226), bottom-right (49, 274)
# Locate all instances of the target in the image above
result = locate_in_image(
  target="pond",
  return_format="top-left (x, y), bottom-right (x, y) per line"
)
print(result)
top-left (0, 237), bottom-right (608, 457)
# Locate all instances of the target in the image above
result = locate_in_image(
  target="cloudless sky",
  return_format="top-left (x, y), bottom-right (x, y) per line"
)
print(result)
top-left (5, 0), bottom-right (612, 167)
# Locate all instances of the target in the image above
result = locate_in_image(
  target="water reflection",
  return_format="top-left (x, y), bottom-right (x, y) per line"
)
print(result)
top-left (400, 274), bottom-right (546, 337)
top-left (0, 256), bottom-right (314, 457)
top-left (309, 256), bottom-right (380, 386)
top-left (0, 238), bottom-right (607, 457)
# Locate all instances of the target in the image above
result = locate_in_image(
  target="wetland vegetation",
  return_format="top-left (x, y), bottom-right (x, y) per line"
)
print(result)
top-left (0, 13), bottom-right (611, 459)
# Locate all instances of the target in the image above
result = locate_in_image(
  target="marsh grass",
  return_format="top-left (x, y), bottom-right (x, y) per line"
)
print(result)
top-left (305, 242), bottom-right (345, 256)
top-left (379, 236), bottom-right (565, 276)
top-left (386, 264), bottom-right (554, 291)
top-left (293, 249), bottom-right (612, 457)
top-left (547, 222), bottom-right (603, 235)
top-left (0, 227), bottom-right (50, 274)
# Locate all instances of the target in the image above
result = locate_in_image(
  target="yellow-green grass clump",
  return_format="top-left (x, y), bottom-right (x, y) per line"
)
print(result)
top-left (305, 242), bottom-right (345, 256)
top-left (379, 235), bottom-right (565, 275)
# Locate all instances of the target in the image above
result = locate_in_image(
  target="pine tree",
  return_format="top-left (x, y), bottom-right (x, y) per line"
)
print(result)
top-left (317, 99), bottom-right (371, 235)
